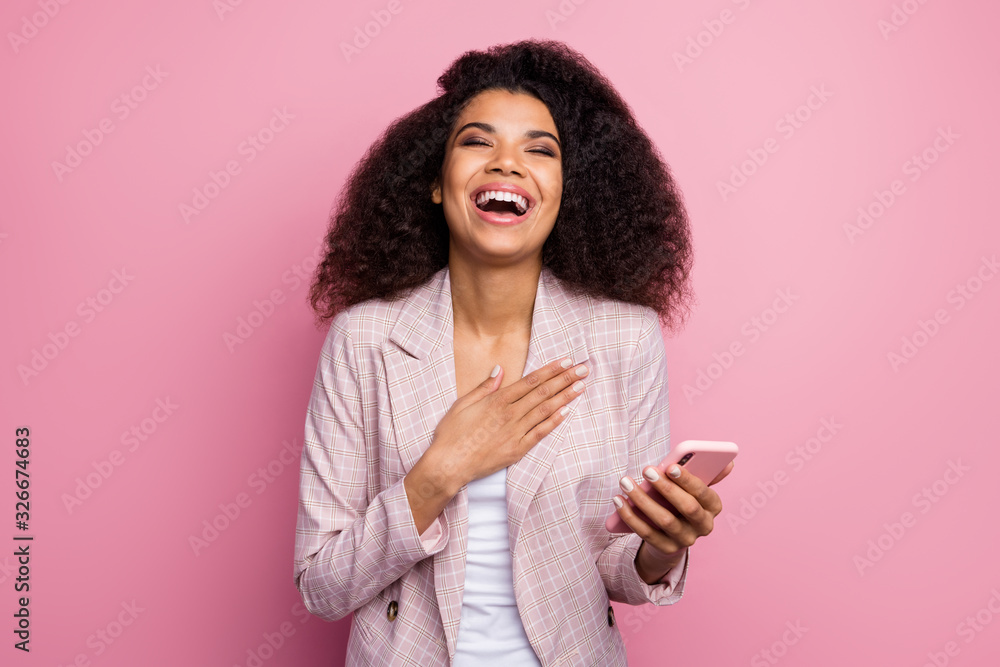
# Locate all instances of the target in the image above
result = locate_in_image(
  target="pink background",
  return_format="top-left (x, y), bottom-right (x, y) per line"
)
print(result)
top-left (3, 0), bottom-right (998, 665)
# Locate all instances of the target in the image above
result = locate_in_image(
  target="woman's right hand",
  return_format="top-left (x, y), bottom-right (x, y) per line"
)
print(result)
top-left (403, 357), bottom-right (587, 534)
top-left (428, 357), bottom-right (588, 489)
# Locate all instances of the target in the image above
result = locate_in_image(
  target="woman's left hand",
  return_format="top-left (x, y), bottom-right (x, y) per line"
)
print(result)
top-left (613, 461), bottom-right (734, 582)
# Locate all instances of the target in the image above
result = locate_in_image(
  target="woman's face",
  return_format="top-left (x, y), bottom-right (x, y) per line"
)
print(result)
top-left (432, 89), bottom-right (563, 269)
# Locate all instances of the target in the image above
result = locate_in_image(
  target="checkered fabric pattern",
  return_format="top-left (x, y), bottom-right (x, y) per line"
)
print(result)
top-left (294, 265), bottom-right (688, 666)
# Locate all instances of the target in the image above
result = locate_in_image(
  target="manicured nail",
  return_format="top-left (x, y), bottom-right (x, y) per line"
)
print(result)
top-left (559, 406), bottom-right (569, 416)
top-left (668, 465), bottom-right (681, 479)
top-left (561, 358), bottom-right (573, 368)
top-left (573, 381), bottom-right (584, 392)
top-left (620, 476), bottom-right (634, 492)
top-left (643, 467), bottom-right (660, 482)
top-left (490, 364), bottom-right (501, 378)
top-left (576, 365), bottom-right (588, 377)
top-left (612, 496), bottom-right (624, 509)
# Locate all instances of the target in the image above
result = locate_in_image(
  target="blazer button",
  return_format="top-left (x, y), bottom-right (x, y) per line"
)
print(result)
top-left (387, 600), bottom-right (398, 622)
top-left (607, 605), bottom-right (615, 627)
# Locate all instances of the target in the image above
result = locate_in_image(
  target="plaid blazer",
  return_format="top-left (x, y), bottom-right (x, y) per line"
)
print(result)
top-left (294, 265), bottom-right (689, 666)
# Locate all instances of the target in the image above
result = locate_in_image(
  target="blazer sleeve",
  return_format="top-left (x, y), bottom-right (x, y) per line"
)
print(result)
top-left (596, 309), bottom-right (690, 606)
top-left (293, 310), bottom-right (448, 622)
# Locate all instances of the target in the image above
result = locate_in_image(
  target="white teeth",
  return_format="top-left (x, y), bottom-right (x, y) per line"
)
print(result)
top-left (475, 190), bottom-right (529, 214)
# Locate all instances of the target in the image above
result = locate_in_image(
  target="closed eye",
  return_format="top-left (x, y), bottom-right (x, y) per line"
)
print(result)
top-left (461, 137), bottom-right (556, 157)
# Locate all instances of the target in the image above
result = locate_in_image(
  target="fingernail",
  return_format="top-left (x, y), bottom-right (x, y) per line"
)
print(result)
top-left (561, 358), bottom-right (573, 368)
top-left (573, 381), bottom-right (584, 392)
top-left (559, 406), bottom-right (569, 416)
top-left (668, 465), bottom-right (681, 479)
top-left (490, 364), bottom-right (501, 378)
top-left (575, 365), bottom-right (588, 377)
top-left (612, 496), bottom-right (624, 508)
top-left (643, 467), bottom-right (660, 482)
top-left (620, 476), bottom-right (634, 492)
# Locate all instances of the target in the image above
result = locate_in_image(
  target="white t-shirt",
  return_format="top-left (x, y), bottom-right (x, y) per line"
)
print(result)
top-left (453, 467), bottom-right (542, 665)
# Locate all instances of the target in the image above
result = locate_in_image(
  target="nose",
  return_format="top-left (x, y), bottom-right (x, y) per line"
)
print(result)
top-left (485, 141), bottom-right (524, 177)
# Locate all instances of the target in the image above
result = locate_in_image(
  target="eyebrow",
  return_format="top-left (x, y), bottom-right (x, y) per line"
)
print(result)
top-left (454, 122), bottom-right (561, 148)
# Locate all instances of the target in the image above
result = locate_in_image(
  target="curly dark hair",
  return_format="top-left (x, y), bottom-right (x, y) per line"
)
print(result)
top-left (309, 39), bottom-right (694, 331)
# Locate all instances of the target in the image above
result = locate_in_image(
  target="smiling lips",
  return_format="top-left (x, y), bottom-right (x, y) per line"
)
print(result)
top-left (470, 182), bottom-right (535, 226)
top-left (476, 189), bottom-right (529, 214)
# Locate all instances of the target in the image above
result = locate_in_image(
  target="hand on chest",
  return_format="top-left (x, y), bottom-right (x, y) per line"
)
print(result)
top-left (452, 326), bottom-right (531, 397)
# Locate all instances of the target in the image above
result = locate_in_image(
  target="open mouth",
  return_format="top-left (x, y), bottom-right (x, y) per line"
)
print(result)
top-left (475, 190), bottom-right (530, 217)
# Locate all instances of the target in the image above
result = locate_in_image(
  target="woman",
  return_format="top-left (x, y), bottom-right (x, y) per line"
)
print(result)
top-left (295, 39), bottom-right (732, 666)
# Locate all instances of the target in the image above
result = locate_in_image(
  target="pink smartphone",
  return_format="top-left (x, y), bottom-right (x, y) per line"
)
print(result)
top-left (604, 440), bottom-right (739, 534)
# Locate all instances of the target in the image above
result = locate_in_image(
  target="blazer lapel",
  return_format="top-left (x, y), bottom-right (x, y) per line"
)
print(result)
top-left (380, 265), bottom-right (591, 658)
top-left (382, 266), bottom-right (456, 475)
top-left (382, 266), bottom-right (589, 484)
top-left (382, 266), bottom-right (470, 658)
top-left (506, 268), bottom-right (591, 558)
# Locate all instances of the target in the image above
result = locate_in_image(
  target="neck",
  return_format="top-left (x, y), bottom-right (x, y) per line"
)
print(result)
top-left (448, 255), bottom-right (542, 340)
